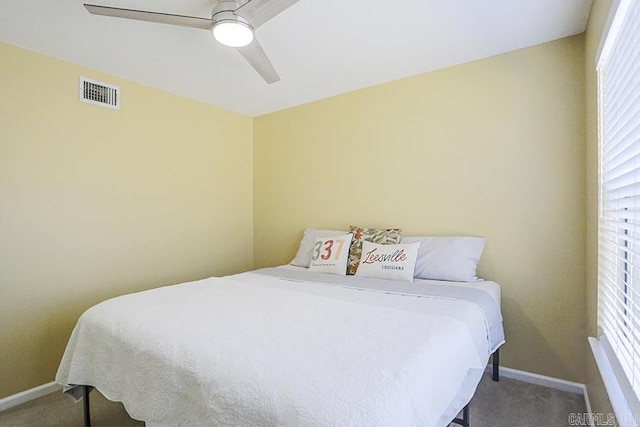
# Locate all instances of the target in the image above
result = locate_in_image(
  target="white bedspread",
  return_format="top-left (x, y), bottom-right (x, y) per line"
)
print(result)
top-left (56, 268), bottom-right (502, 426)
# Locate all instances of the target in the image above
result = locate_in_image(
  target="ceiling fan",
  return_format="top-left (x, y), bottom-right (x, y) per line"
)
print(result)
top-left (83, 0), bottom-right (300, 84)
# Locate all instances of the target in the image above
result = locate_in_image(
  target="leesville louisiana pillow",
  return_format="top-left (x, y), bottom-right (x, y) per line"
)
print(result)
top-left (309, 234), bottom-right (354, 275)
top-left (400, 236), bottom-right (486, 282)
top-left (347, 226), bottom-right (402, 275)
top-left (291, 228), bottom-right (347, 267)
top-left (355, 241), bottom-right (420, 281)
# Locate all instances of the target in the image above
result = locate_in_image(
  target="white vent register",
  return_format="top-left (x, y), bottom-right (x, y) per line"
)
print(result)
top-left (79, 77), bottom-right (120, 110)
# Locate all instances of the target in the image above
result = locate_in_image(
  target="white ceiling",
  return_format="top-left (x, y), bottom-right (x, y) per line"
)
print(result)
top-left (0, 0), bottom-right (592, 117)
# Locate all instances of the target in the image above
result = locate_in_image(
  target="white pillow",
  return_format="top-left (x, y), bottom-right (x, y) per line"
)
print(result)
top-left (354, 241), bottom-right (420, 282)
top-left (291, 228), bottom-right (347, 267)
top-left (309, 234), bottom-right (354, 275)
top-left (401, 236), bottom-right (486, 282)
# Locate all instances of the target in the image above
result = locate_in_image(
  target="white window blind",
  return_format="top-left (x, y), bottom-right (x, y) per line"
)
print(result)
top-left (598, 0), bottom-right (640, 404)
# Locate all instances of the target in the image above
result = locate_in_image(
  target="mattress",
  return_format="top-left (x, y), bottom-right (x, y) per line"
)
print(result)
top-left (56, 266), bottom-right (504, 427)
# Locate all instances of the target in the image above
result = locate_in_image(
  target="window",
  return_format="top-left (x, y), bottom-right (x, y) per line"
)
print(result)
top-left (596, 0), bottom-right (640, 422)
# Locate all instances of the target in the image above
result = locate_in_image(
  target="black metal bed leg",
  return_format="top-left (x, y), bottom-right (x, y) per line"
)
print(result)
top-left (463, 404), bottom-right (469, 427)
top-left (451, 403), bottom-right (470, 427)
top-left (82, 385), bottom-right (91, 427)
top-left (492, 348), bottom-right (500, 382)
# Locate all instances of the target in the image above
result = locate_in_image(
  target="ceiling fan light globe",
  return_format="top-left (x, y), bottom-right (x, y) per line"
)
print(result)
top-left (212, 21), bottom-right (254, 47)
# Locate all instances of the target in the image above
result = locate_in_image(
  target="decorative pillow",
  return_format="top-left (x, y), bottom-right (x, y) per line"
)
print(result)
top-left (309, 234), bottom-right (354, 275)
top-left (347, 226), bottom-right (402, 275)
top-left (354, 241), bottom-right (420, 281)
top-left (401, 236), bottom-right (486, 282)
top-left (291, 228), bottom-right (347, 267)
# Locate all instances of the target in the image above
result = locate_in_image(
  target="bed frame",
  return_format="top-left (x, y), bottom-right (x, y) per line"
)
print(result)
top-left (78, 348), bottom-right (500, 427)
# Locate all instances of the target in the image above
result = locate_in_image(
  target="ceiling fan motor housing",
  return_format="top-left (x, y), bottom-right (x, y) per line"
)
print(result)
top-left (212, 0), bottom-right (250, 25)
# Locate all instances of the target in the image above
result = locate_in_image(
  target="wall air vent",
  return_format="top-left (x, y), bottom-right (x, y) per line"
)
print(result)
top-left (79, 77), bottom-right (120, 110)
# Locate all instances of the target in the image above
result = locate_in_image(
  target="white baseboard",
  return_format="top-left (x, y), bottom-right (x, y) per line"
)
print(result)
top-left (487, 365), bottom-right (594, 427)
top-left (0, 382), bottom-right (61, 413)
top-left (490, 365), bottom-right (585, 394)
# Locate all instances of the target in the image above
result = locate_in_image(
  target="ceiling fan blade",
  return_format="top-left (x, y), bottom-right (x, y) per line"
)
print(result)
top-left (235, 0), bottom-right (300, 28)
top-left (236, 39), bottom-right (280, 84)
top-left (84, 4), bottom-right (213, 30)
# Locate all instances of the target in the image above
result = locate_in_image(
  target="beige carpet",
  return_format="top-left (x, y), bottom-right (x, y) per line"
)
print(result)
top-left (0, 373), bottom-right (587, 427)
top-left (451, 373), bottom-right (588, 427)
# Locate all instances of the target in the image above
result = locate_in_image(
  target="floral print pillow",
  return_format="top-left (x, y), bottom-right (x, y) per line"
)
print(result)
top-left (347, 226), bottom-right (402, 275)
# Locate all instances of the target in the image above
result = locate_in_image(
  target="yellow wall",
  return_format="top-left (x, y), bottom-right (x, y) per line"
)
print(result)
top-left (585, 0), bottom-right (615, 416)
top-left (254, 36), bottom-right (587, 382)
top-left (0, 42), bottom-right (254, 398)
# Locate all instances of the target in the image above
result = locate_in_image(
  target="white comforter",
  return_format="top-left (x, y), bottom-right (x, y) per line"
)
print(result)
top-left (56, 269), bottom-right (500, 426)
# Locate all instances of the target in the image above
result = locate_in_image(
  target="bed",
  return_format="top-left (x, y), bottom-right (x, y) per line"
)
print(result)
top-left (56, 264), bottom-right (504, 427)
